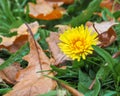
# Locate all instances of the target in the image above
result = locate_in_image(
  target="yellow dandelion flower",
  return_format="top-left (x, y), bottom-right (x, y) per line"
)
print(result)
top-left (58, 25), bottom-right (98, 61)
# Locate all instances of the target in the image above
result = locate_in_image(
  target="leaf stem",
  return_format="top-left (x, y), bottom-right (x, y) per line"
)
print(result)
top-left (25, 23), bottom-right (43, 71)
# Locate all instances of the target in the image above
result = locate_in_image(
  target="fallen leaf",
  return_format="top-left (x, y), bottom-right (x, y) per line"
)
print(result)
top-left (86, 21), bottom-right (118, 47)
top-left (94, 21), bottom-right (118, 47)
top-left (55, 24), bottom-right (71, 33)
top-left (17, 22), bottom-right (39, 35)
top-left (4, 73), bottom-right (56, 96)
top-left (16, 29), bottom-right (51, 81)
top-left (31, 8), bottom-right (65, 20)
top-left (4, 26), bottom-right (56, 96)
top-left (37, 0), bottom-right (64, 7)
top-left (94, 21), bottom-right (118, 34)
top-left (100, 0), bottom-right (120, 12)
top-left (0, 21), bottom-right (39, 52)
top-left (95, 0), bottom-right (120, 20)
top-left (0, 58), bottom-right (22, 84)
top-left (46, 32), bottom-right (70, 65)
top-left (46, 0), bottom-right (74, 4)
top-left (0, 35), bottom-right (28, 53)
top-left (26, 0), bottom-right (66, 20)
top-left (98, 27), bottom-right (117, 47)
top-left (100, 0), bottom-right (113, 11)
top-left (0, 36), bottom-right (17, 47)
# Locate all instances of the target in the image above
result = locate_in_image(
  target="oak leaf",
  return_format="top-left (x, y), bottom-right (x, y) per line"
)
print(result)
top-left (0, 22), bottom-right (39, 52)
top-left (4, 28), bottom-right (56, 96)
top-left (26, 0), bottom-right (66, 20)
top-left (16, 30), bottom-right (51, 81)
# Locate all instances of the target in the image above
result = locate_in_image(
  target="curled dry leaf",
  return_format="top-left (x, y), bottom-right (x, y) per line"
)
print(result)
top-left (26, 0), bottom-right (66, 20)
top-left (0, 35), bottom-right (28, 53)
top-left (86, 21), bottom-right (118, 47)
top-left (93, 21), bottom-right (118, 34)
top-left (0, 21), bottom-right (39, 52)
top-left (0, 58), bottom-right (22, 84)
top-left (98, 27), bottom-right (117, 47)
top-left (46, 32), bottom-right (70, 65)
top-left (4, 29), bottom-right (56, 96)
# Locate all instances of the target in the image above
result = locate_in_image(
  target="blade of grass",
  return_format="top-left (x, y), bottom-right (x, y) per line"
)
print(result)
top-left (93, 45), bottom-right (117, 80)
top-left (70, 0), bottom-right (102, 27)
top-left (0, 88), bottom-right (12, 95)
top-left (0, 43), bottom-right (29, 70)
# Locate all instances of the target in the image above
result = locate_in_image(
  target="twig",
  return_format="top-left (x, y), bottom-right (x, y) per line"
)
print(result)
top-left (112, 51), bottom-right (120, 58)
top-left (44, 74), bottom-right (84, 96)
top-left (89, 79), bottom-right (96, 90)
top-left (61, 83), bottom-right (84, 96)
top-left (25, 23), bottom-right (42, 70)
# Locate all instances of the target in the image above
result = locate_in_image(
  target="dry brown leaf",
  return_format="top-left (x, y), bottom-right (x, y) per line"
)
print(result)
top-left (46, 32), bottom-right (70, 65)
top-left (4, 29), bottom-right (56, 96)
top-left (98, 27), bottom-right (117, 47)
top-left (0, 59), bottom-right (12, 84)
top-left (4, 73), bottom-right (56, 96)
top-left (94, 21), bottom-right (118, 34)
top-left (31, 8), bottom-right (65, 20)
top-left (27, 0), bottom-right (66, 20)
top-left (46, 0), bottom-right (74, 4)
top-left (1, 21), bottom-right (39, 47)
top-left (0, 21), bottom-right (39, 52)
top-left (100, 0), bottom-right (120, 12)
top-left (55, 24), bottom-right (71, 33)
top-left (94, 21), bottom-right (118, 47)
top-left (0, 58), bottom-right (22, 84)
top-left (37, 0), bottom-right (64, 7)
top-left (16, 30), bottom-right (51, 81)
top-left (95, 0), bottom-right (120, 20)
top-left (100, 0), bottom-right (113, 11)
top-left (0, 35), bottom-right (28, 53)
top-left (86, 21), bottom-right (118, 47)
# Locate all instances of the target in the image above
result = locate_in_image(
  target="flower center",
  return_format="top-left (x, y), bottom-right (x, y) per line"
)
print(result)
top-left (72, 39), bottom-right (85, 53)
top-left (75, 41), bottom-right (82, 48)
